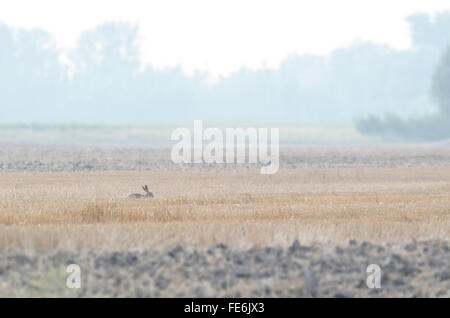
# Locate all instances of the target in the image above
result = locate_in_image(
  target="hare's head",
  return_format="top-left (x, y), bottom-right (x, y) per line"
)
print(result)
top-left (142, 185), bottom-right (153, 197)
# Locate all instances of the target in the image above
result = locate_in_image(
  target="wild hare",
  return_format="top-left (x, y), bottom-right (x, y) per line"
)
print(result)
top-left (128, 185), bottom-right (154, 199)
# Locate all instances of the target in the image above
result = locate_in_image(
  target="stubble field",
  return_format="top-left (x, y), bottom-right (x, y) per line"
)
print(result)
top-left (0, 145), bottom-right (449, 297)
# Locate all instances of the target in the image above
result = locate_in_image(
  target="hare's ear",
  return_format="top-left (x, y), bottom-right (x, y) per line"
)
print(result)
top-left (142, 185), bottom-right (146, 192)
top-left (145, 185), bottom-right (149, 192)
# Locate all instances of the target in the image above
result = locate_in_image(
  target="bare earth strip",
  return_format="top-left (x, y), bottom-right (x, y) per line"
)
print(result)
top-left (0, 145), bottom-right (449, 297)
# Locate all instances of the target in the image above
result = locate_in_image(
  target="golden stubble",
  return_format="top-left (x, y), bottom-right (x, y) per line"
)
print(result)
top-left (0, 167), bottom-right (449, 252)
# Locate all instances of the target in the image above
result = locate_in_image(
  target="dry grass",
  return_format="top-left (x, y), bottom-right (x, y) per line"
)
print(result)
top-left (0, 168), bottom-right (449, 252)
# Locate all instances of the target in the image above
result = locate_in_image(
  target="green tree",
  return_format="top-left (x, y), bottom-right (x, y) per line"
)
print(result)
top-left (432, 47), bottom-right (450, 116)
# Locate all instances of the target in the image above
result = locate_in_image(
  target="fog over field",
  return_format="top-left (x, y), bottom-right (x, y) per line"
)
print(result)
top-left (0, 11), bottom-right (449, 127)
top-left (1, 2), bottom-right (449, 299)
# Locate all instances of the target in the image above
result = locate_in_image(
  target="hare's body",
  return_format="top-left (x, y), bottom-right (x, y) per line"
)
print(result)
top-left (128, 185), bottom-right (154, 199)
top-left (128, 193), bottom-right (152, 198)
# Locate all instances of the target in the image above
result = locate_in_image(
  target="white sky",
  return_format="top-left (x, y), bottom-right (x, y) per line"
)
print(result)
top-left (0, 0), bottom-right (449, 78)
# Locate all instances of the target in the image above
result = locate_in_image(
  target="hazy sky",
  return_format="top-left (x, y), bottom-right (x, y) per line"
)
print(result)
top-left (1, 0), bottom-right (449, 78)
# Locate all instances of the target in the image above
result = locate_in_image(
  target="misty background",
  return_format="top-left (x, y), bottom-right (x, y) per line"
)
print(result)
top-left (1, 11), bottom-right (450, 144)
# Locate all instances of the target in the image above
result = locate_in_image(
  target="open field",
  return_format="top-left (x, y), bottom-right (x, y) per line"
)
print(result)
top-left (0, 168), bottom-right (449, 251)
top-left (0, 145), bottom-right (449, 296)
top-left (0, 123), bottom-right (375, 146)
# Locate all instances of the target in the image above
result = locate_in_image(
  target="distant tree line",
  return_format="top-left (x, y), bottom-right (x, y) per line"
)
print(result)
top-left (432, 46), bottom-right (450, 116)
top-left (1, 12), bottom-right (450, 134)
top-left (356, 45), bottom-right (450, 141)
